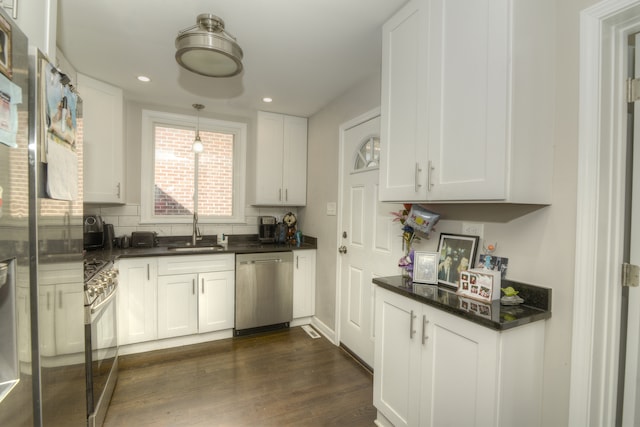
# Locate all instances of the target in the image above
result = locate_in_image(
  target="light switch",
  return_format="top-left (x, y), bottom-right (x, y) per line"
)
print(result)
top-left (326, 202), bottom-right (337, 216)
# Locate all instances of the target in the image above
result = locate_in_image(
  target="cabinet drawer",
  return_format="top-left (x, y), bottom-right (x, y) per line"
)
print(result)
top-left (157, 254), bottom-right (234, 276)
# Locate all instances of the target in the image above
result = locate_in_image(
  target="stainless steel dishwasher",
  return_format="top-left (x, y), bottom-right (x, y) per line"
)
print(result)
top-left (235, 251), bottom-right (293, 335)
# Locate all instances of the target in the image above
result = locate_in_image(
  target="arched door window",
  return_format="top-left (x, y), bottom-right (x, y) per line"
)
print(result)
top-left (353, 136), bottom-right (380, 172)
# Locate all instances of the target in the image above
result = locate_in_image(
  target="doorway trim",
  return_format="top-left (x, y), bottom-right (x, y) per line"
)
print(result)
top-left (570, 1), bottom-right (640, 425)
top-left (334, 107), bottom-right (381, 346)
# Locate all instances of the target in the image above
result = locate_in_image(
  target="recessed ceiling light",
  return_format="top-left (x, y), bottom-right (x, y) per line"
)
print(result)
top-left (137, 75), bottom-right (151, 82)
top-left (262, 97), bottom-right (273, 103)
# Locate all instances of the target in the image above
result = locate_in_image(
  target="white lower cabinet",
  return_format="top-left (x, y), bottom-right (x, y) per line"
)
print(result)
top-left (198, 271), bottom-right (235, 333)
top-left (53, 282), bottom-right (86, 355)
top-left (117, 257), bottom-right (158, 345)
top-left (38, 263), bottom-right (85, 356)
top-left (292, 249), bottom-right (316, 319)
top-left (157, 273), bottom-right (198, 339)
top-left (374, 286), bottom-right (545, 427)
top-left (157, 254), bottom-right (235, 339)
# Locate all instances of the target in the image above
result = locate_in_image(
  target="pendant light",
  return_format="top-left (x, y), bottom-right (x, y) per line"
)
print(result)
top-left (192, 104), bottom-right (205, 153)
top-left (176, 14), bottom-right (244, 78)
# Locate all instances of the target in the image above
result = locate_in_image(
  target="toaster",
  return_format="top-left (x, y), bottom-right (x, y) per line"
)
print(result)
top-left (130, 231), bottom-right (157, 248)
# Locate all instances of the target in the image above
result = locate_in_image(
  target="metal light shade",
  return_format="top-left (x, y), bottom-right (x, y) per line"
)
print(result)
top-left (176, 14), bottom-right (243, 78)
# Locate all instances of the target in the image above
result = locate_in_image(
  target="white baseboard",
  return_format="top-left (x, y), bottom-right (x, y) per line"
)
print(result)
top-left (119, 329), bottom-right (234, 356)
top-left (310, 316), bottom-right (336, 344)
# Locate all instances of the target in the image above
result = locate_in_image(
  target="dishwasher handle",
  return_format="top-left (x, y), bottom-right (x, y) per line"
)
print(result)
top-left (238, 258), bottom-right (285, 265)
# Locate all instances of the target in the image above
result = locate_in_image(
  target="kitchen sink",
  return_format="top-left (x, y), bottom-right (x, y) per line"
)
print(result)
top-left (166, 244), bottom-right (225, 252)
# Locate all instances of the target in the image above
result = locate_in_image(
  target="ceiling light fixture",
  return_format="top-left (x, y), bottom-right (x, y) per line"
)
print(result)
top-left (262, 97), bottom-right (273, 103)
top-left (175, 14), bottom-right (244, 78)
top-left (192, 104), bottom-right (205, 153)
top-left (137, 75), bottom-right (151, 82)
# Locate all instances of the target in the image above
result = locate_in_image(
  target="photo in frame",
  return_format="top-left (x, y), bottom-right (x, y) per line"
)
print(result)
top-left (412, 251), bottom-right (439, 284)
top-left (478, 254), bottom-right (509, 279)
top-left (437, 233), bottom-right (480, 287)
top-left (0, 14), bottom-right (12, 79)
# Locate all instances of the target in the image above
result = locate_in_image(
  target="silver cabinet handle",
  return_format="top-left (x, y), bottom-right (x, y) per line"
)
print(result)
top-left (117, 182), bottom-right (121, 198)
top-left (279, 188), bottom-right (282, 201)
top-left (409, 310), bottom-right (416, 338)
top-left (59, 290), bottom-right (63, 309)
top-left (296, 256), bottom-right (299, 269)
top-left (201, 277), bottom-right (204, 294)
top-left (192, 279), bottom-right (195, 295)
top-left (415, 163), bottom-right (422, 192)
top-left (285, 188), bottom-right (288, 201)
top-left (427, 160), bottom-right (435, 191)
top-left (147, 264), bottom-right (150, 281)
top-left (422, 316), bottom-right (429, 345)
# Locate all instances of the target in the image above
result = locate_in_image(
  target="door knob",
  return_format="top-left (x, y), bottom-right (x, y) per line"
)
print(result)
top-left (338, 245), bottom-right (347, 254)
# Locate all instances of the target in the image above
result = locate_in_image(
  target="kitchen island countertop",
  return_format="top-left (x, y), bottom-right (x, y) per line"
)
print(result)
top-left (373, 276), bottom-right (551, 331)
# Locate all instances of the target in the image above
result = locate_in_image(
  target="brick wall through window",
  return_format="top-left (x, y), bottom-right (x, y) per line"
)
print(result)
top-left (154, 126), bottom-right (233, 217)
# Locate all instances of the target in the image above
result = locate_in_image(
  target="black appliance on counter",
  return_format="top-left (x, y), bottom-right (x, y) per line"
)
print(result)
top-left (84, 215), bottom-right (104, 249)
top-left (258, 216), bottom-right (277, 243)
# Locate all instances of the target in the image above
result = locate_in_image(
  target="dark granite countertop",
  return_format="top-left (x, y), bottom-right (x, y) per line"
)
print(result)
top-left (373, 276), bottom-right (551, 331)
top-left (84, 234), bottom-right (317, 263)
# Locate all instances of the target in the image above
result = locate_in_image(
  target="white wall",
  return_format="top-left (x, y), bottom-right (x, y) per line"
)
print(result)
top-left (298, 72), bottom-right (384, 328)
top-left (85, 100), bottom-right (298, 239)
top-left (302, 0), bottom-right (595, 423)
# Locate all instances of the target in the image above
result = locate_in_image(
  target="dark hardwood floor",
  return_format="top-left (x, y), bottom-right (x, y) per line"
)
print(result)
top-left (104, 326), bottom-right (376, 426)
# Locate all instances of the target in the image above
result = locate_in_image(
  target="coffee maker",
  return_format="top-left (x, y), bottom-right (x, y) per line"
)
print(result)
top-left (83, 215), bottom-right (104, 249)
top-left (258, 216), bottom-right (277, 243)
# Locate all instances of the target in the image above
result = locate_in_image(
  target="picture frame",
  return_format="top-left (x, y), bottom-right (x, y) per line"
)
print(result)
top-left (412, 251), bottom-right (439, 284)
top-left (478, 254), bottom-right (509, 279)
top-left (457, 268), bottom-right (501, 302)
top-left (0, 14), bottom-right (12, 79)
top-left (436, 233), bottom-right (480, 287)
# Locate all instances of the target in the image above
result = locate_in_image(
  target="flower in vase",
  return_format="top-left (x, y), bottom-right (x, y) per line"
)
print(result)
top-left (398, 249), bottom-right (414, 275)
top-left (391, 204), bottom-right (420, 253)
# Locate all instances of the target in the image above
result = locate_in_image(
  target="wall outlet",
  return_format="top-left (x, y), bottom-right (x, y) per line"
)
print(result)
top-left (461, 222), bottom-right (484, 239)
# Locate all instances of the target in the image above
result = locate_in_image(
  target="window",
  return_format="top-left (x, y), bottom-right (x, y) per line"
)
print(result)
top-left (353, 135), bottom-right (380, 172)
top-left (141, 110), bottom-right (247, 224)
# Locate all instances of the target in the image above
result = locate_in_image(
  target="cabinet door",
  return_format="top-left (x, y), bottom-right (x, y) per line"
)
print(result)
top-left (38, 287), bottom-right (56, 356)
top-left (198, 271), bottom-right (235, 333)
top-left (282, 116), bottom-right (308, 206)
top-left (118, 258), bottom-right (157, 345)
top-left (54, 283), bottom-right (85, 355)
top-left (292, 250), bottom-right (315, 319)
top-left (16, 286), bottom-right (31, 362)
top-left (12, 0), bottom-right (56, 56)
top-left (254, 111), bottom-right (285, 205)
top-left (379, 0), bottom-right (429, 202)
top-left (78, 73), bottom-right (124, 204)
top-left (157, 274), bottom-right (198, 339)
top-left (373, 287), bottom-right (422, 427)
top-left (425, 0), bottom-right (509, 201)
top-left (420, 307), bottom-right (498, 427)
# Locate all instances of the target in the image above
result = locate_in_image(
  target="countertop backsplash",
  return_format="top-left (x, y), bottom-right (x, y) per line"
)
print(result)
top-left (84, 203), bottom-right (301, 240)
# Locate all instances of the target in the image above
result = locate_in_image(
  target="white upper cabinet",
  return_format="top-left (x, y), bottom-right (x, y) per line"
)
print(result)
top-left (251, 111), bottom-right (308, 206)
top-left (379, 0), bottom-right (555, 203)
top-left (8, 0), bottom-right (56, 57)
top-left (78, 73), bottom-right (125, 204)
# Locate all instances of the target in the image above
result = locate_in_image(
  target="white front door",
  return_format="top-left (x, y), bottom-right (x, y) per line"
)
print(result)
top-left (338, 111), bottom-right (402, 367)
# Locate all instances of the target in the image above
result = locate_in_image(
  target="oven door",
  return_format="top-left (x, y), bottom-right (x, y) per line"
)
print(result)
top-left (86, 289), bottom-right (118, 427)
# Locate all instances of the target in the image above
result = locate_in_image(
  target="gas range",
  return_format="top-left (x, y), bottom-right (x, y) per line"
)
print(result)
top-left (84, 258), bottom-right (118, 308)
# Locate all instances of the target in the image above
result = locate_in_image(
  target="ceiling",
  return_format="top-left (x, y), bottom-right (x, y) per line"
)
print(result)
top-left (56, 0), bottom-right (407, 118)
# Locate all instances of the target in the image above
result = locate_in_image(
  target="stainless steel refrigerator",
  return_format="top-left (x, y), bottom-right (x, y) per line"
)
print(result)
top-left (0, 6), bottom-right (86, 427)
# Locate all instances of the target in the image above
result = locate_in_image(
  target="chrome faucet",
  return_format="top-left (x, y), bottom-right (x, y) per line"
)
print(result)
top-left (192, 211), bottom-right (202, 246)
